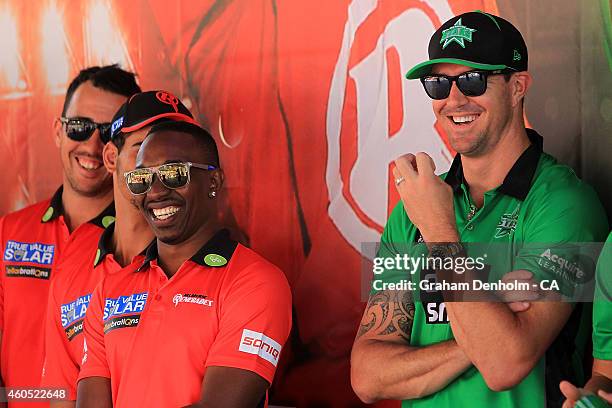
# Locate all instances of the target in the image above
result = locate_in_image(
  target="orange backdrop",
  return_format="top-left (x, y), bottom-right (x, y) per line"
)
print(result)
top-left (0, 1), bottom-right (502, 406)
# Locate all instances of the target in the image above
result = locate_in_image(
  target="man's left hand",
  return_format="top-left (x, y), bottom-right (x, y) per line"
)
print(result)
top-left (393, 152), bottom-right (457, 242)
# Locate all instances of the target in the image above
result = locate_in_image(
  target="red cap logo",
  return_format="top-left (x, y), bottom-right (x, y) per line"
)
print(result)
top-left (156, 91), bottom-right (179, 112)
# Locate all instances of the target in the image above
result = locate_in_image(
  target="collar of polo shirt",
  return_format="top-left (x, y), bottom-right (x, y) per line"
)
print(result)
top-left (93, 222), bottom-right (151, 267)
top-left (444, 129), bottom-right (544, 201)
top-left (41, 186), bottom-right (116, 228)
top-left (137, 229), bottom-right (238, 272)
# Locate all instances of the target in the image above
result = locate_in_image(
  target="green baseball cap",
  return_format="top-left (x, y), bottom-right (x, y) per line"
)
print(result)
top-left (406, 11), bottom-right (528, 79)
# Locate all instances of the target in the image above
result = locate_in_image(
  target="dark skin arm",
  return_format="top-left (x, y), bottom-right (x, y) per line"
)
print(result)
top-left (76, 365), bottom-right (268, 408)
top-left (75, 377), bottom-right (111, 408)
top-left (184, 367), bottom-right (269, 408)
top-left (50, 401), bottom-right (75, 408)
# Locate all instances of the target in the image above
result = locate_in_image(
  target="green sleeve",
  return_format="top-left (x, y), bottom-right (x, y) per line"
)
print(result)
top-left (513, 185), bottom-right (608, 297)
top-left (372, 202), bottom-right (417, 291)
top-left (593, 232), bottom-right (612, 360)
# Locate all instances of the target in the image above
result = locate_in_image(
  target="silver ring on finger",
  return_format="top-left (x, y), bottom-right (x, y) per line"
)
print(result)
top-left (395, 176), bottom-right (405, 186)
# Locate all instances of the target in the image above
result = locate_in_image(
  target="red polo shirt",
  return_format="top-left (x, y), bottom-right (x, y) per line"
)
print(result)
top-left (41, 223), bottom-right (145, 400)
top-left (78, 229), bottom-right (292, 407)
top-left (0, 188), bottom-right (114, 407)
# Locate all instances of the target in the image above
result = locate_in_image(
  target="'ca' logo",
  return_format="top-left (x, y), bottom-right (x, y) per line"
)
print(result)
top-left (326, 0), bottom-right (455, 255)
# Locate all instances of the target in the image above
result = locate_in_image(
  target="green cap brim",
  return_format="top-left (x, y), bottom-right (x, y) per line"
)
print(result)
top-left (405, 58), bottom-right (508, 79)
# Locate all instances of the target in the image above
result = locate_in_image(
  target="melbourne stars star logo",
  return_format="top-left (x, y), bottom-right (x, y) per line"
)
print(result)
top-left (494, 204), bottom-right (521, 239)
top-left (440, 19), bottom-right (476, 49)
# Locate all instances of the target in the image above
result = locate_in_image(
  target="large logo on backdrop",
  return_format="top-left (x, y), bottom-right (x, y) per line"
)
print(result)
top-left (326, 0), bottom-right (455, 255)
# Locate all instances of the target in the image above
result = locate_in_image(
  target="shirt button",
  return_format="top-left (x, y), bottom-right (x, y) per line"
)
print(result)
top-left (466, 224), bottom-right (474, 231)
top-left (155, 294), bottom-right (162, 301)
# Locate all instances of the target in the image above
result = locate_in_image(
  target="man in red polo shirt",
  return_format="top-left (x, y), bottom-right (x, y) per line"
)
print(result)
top-left (0, 65), bottom-right (140, 408)
top-left (76, 121), bottom-right (292, 407)
top-left (41, 91), bottom-right (196, 407)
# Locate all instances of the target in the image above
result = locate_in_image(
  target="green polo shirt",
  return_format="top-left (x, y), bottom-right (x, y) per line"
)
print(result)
top-left (593, 231), bottom-right (612, 360)
top-left (376, 129), bottom-right (608, 407)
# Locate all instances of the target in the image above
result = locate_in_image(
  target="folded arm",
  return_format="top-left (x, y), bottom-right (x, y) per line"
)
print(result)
top-left (350, 289), bottom-right (472, 403)
top-left (446, 299), bottom-right (571, 391)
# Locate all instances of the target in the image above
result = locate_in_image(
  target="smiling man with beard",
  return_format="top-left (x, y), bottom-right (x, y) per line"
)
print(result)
top-left (351, 11), bottom-right (608, 408)
top-left (76, 121), bottom-right (292, 408)
top-left (0, 65), bottom-right (139, 407)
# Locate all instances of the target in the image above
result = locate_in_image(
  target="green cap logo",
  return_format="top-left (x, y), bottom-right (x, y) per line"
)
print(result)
top-left (204, 253), bottom-right (227, 267)
top-left (513, 49), bottom-right (521, 61)
top-left (102, 215), bottom-right (115, 228)
top-left (440, 19), bottom-right (477, 49)
top-left (42, 207), bottom-right (54, 222)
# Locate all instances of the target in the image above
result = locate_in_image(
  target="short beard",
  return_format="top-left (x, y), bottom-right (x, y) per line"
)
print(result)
top-left (453, 132), bottom-right (490, 158)
top-left (66, 172), bottom-right (113, 198)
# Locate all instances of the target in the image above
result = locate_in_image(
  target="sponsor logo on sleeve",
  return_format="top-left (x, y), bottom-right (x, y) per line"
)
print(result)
top-left (3, 240), bottom-right (55, 265)
top-left (103, 292), bottom-right (148, 333)
top-left (239, 328), bottom-right (282, 367)
top-left (538, 249), bottom-right (590, 284)
top-left (61, 294), bottom-right (91, 341)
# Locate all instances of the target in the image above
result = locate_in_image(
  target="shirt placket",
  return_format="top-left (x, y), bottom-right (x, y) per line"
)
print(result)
top-left (149, 265), bottom-right (170, 311)
top-left (460, 186), bottom-right (497, 237)
top-left (54, 215), bottom-right (71, 254)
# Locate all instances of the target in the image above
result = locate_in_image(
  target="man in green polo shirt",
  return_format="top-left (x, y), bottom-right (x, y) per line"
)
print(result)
top-left (351, 11), bottom-right (608, 408)
top-left (560, 231), bottom-right (612, 407)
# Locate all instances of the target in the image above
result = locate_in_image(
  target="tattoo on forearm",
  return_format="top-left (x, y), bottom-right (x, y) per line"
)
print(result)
top-left (357, 290), bottom-right (415, 342)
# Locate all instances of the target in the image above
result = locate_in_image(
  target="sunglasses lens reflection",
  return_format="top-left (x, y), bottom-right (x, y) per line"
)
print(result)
top-left (126, 169), bottom-right (155, 195)
top-left (125, 164), bottom-right (192, 195)
top-left (157, 164), bottom-right (189, 189)
top-left (457, 72), bottom-right (487, 96)
top-left (65, 120), bottom-right (96, 141)
top-left (63, 118), bottom-right (112, 142)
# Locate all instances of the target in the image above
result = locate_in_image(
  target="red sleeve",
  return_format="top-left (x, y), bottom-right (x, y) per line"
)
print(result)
top-left (77, 279), bottom-right (110, 381)
top-left (41, 279), bottom-right (79, 399)
top-left (205, 260), bottom-right (292, 384)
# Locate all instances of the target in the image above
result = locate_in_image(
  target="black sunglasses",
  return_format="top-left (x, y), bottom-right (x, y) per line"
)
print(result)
top-left (124, 162), bottom-right (218, 195)
top-left (60, 117), bottom-right (112, 143)
top-left (420, 70), bottom-right (513, 100)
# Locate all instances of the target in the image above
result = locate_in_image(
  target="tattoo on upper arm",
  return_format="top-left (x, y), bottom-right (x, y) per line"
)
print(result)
top-left (356, 290), bottom-right (415, 342)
